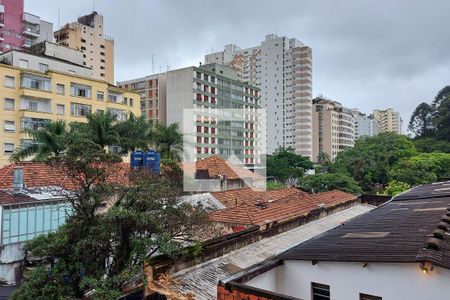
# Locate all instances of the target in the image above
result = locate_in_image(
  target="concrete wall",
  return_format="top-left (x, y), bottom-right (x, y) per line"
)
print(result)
top-left (246, 261), bottom-right (450, 300)
top-left (166, 67), bottom-right (194, 126)
top-left (0, 243), bottom-right (25, 285)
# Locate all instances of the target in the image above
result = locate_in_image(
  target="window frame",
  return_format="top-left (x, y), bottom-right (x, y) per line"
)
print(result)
top-left (4, 98), bottom-right (15, 110)
top-left (360, 293), bottom-right (382, 300)
top-left (4, 76), bottom-right (15, 88)
top-left (4, 143), bottom-right (15, 155)
top-left (312, 282), bottom-right (330, 300)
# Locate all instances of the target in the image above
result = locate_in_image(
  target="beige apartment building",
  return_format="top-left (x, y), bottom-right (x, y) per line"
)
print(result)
top-left (312, 97), bottom-right (354, 162)
top-left (54, 12), bottom-right (114, 84)
top-left (118, 73), bottom-right (167, 123)
top-left (372, 108), bottom-right (403, 134)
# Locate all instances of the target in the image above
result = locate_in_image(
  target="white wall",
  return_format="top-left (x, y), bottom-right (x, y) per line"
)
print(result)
top-left (166, 67), bottom-right (195, 126)
top-left (246, 261), bottom-right (450, 300)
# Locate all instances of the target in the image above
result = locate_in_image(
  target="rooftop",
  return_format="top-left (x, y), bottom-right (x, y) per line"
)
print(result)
top-left (170, 204), bottom-right (374, 300)
top-left (278, 181), bottom-right (450, 269)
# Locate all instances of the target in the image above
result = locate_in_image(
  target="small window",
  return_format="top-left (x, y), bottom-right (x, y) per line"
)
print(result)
top-left (4, 98), bottom-right (15, 110)
top-left (4, 143), bottom-right (14, 154)
top-left (4, 121), bottom-right (15, 132)
top-left (312, 282), bottom-right (330, 300)
top-left (360, 294), bottom-right (382, 300)
top-left (56, 104), bottom-right (65, 115)
top-left (19, 59), bottom-right (29, 69)
top-left (129, 98), bottom-right (133, 107)
top-left (97, 91), bottom-right (104, 101)
top-left (56, 84), bottom-right (65, 95)
top-left (4, 76), bottom-right (15, 88)
top-left (39, 63), bottom-right (49, 73)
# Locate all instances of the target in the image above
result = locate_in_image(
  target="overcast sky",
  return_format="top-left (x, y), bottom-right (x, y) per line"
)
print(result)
top-left (26, 0), bottom-right (450, 126)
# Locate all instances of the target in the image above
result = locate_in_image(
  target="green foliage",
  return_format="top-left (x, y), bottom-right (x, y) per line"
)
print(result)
top-left (333, 133), bottom-right (416, 191)
top-left (434, 96), bottom-right (450, 142)
top-left (266, 181), bottom-right (285, 190)
top-left (390, 152), bottom-right (450, 185)
top-left (408, 102), bottom-right (435, 138)
top-left (267, 147), bottom-right (313, 184)
top-left (384, 180), bottom-right (411, 196)
top-left (151, 123), bottom-right (183, 161)
top-left (414, 137), bottom-right (450, 153)
top-left (298, 173), bottom-right (362, 195)
top-left (114, 112), bottom-right (153, 153)
top-left (10, 120), bottom-right (70, 163)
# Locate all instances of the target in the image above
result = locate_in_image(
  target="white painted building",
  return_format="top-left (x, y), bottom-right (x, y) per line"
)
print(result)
top-left (220, 182), bottom-right (450, 300)
top-left (352, 109), bottom-right (380, 139)
top-left (205, 34), bottom-right (313, 158)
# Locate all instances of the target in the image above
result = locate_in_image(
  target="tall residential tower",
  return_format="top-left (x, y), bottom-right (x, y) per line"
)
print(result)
top-left (372, 108), bottom-right (403, 134)
top-left (205, 34), bottom-right (313, 158)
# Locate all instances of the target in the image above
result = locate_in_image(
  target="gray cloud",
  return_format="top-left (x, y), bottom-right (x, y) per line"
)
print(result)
top-left (26, 0), bottom-right (450, 128)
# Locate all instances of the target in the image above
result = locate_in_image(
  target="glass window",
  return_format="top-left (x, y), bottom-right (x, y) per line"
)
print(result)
top-left (70, 103), bottom-right (92, 116)
top-left (39, 63), bottom-right (49, 73)
top-left (312, 282), bottom-right (330, 300)
top-left (4, 120), bottom-right (15, 132)
top-left (97, 91), bottom-right (104, 101)
top-left (19, 59), bottom-right (29, 69)
top-left (360, 294), bottom-right (382, 300)
top-left (21, 74), bottom-right (52, 91)
top-left (4, 143), bottom-right (15, 154)
top-left (70, 83), bottom-right (92, 98)
top-left (4, 98), bottom-right (15, 110)
top-left (56, 84), bottom-right (65, 95)
top-left (56, 104), bottom-right (65, 115)
top-left (4, 76), bottom-right (15, 88)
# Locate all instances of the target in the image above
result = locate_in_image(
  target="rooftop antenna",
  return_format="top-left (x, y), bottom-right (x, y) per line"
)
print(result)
top-left (151, 54), bottom-right (155, 74)
top-left (166, 58), bottom-right (169, 71)
top-left (93, 0), bottom-right (96, 12)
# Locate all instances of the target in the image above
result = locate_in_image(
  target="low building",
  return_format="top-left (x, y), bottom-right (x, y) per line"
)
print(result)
top-left (312, 97), bottom-right (355, 162)
top-left (219, 181), bottom-right (450, 300)
top-left (0, 45), bottom-right (139, 167)
top-left (351, 108), bottom-right (379, 139)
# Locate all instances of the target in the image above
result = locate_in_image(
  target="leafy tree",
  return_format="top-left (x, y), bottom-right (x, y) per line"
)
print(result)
top-left (434, 96), bottom-right (450, 141)
top-left (384, 180), bottom-right (411, 196)
top-left (114, 113), bottom-right (153, 153)
top-left (75, 111), bottom-right (120, 148)
top-left (267, 147), bottom-right (313, 185)
top-left (389, 152), bottom-right (450, 185)
top-left (266, 181), bottom-right (285, 190)
top-left (298, 173), bottom-right (362, 195)
top-left (408, 102), bottom-right (435, 137)
top-left (10, 120), bottom-right (70, 163)
top-left (414, 137), bottom-right (450, 153)
top-left (151, 123), bottom-right (183, 161)
top-left (433, 85), bottom-right (450, 107)
top-left (333, 133), bottom-right (416, 191)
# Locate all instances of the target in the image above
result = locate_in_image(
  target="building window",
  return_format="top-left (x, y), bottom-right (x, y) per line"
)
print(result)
top-left (129, 98), bottom-right (133, 107)
top-left (4, 121), bottom-right (15, 132)
top-left (70, 103), bottom-right (92, 117)
top-left (19, 59), bottom-right (29, 69)
top-left (312, 282), bottom-right (330, 300)
top-left (56, 84), bottom-right (65, 95)
top-left (4, 76), bottom-right (15, 88)
top-left (4, 143), bottom-right (14, 154)
top-left (56, 104), bottom-right (65, 115)
top-left (360, 294), bottom-right (382, 300)
top-left (4, 98), bottom-right (15, 110)
top-left (97, 91), bottom-right (104, 101)
top-left (39, 63), bottom-right (49, 73)
top-left (21, 74), bottom-right (52, 91)
top-left (70, 83), bottom-right (92, 98)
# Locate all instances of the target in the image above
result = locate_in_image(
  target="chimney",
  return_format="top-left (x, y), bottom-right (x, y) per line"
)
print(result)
top-left (13, 167), bottom-right (24, 194)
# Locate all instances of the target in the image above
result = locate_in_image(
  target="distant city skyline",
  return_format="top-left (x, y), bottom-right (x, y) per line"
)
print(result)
top-left (25, 0), bottom-right (450, 127)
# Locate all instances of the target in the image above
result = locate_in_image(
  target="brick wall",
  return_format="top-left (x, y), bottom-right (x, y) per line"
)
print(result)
top-left (218, 285), bottom-right (270, 300)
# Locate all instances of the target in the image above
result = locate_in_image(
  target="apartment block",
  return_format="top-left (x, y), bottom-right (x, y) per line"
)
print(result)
top-left (54, 12), bottom-right (114, 84)
top-left (0, 0), bottom-right (53, 53)
top-left (205, 34), bottom-right (313, 158)
top-left (372, 108), bottom-right (403, 134)
top-left (165, 63), bottom-right (260, 165)
top-left (118, 73), bottom-right (167, 123)
top-left (312, 97), bottom-right (354, 162)
top-left (352, 108), bottom-right (380, 139)
top-left (0, 45), bottom-right (139, 167)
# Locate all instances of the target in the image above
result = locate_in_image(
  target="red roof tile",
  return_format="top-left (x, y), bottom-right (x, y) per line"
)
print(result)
top-left (209, 189), bottom-right (358, 226)
top-left (194, 156), bottom-right (262, 180)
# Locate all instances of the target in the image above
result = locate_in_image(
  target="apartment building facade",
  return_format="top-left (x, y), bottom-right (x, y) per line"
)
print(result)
top-left (352, 109), bottom-right (379, 139)
top-left (205, 34), bottom-right (313, 158)
top-left (54, 12), bottom-right (114, 84)
top-left (312, 97), bottom-right (354, 162)
top-left (118, 73), bottom-right (167, 123)
top-left (165, 63), bottom-right (261, 165)
top-left (372, 108), bottom-right (403, 134)
top-left (0, 0), bottom-right (53, 53)
top-left (0, 45), bottom-right (139, 167)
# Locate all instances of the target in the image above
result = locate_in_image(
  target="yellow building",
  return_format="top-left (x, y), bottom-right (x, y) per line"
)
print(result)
top-left (54, 12), bottom-right (115, 84)
top-left (0, 62), bottom-right (140, 167)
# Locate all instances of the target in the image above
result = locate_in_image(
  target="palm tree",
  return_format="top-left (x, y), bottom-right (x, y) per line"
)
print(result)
top-left (82, 111), bottom-right (119, 148)
top-left (151, 123), bottom-right (183, 161)
top-left (114, 113), bottom-right (152, 153)
top-left (10, 120), bottom-right (69, 163)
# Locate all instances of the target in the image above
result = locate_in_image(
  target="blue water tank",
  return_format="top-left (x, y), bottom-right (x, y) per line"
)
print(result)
top-left (130, 151), bottom-right (144, 170)
top-left (143, 150), bottom-right (161, 174)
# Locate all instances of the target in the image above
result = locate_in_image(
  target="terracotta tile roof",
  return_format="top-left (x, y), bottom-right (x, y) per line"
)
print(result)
top-left (0, 162), bottom-right (131, 190)
top-left (211, 188), bottom-right (300, 208)
top-left (194, 156), bottom-right (261, 180)
top-left (0, 190), bottom-right (37, 205)
top-left (209, 189), bottom-right (358, 226)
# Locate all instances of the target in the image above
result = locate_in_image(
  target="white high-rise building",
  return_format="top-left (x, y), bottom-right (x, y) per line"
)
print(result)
top-left (205, 34), bottom-right (313, 157)
top-left (351, 109), bottom-right (380, 139)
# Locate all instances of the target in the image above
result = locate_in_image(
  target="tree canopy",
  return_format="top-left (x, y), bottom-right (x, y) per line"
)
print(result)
top-left (267, 147), bottom-right (313, 185)
top-left (298, 173), bottom-right (362, 195)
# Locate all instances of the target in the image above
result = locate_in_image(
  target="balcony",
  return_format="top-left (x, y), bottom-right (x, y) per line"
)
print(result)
top-left (20, 117), bottom-right (51, 131)
top-left (23, 38), bottom-right (33, 48)
top-left (107, 91), bottom-right (125, 105)
top-left (20, 97), bottom-right (51, 114)
top-left (23, 24), bottom-right (40, 38)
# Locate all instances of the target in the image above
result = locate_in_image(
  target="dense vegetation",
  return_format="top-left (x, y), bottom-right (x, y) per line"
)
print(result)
top-left (11, 112), bottom-right (206, 299)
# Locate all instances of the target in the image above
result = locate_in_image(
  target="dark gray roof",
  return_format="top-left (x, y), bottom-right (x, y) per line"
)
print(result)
top-left (279, 181), bottom-right (450, 269)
